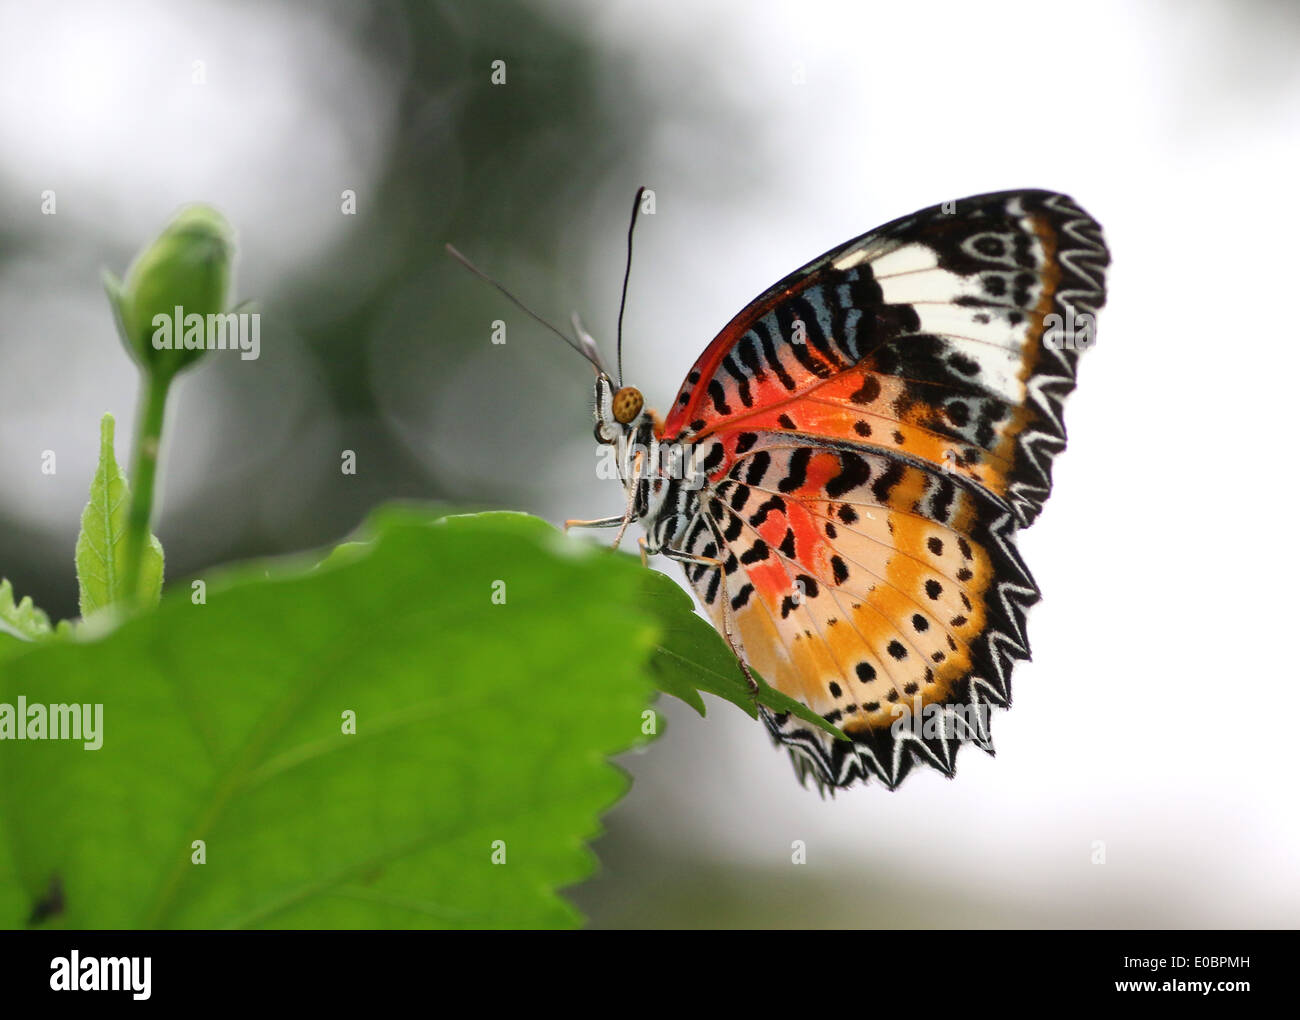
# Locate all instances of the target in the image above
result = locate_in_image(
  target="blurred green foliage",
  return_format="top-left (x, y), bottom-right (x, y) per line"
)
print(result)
top-left (0, 0), bottom-right (658, 622)
top-left (0, 580), bottom-right (51, 646)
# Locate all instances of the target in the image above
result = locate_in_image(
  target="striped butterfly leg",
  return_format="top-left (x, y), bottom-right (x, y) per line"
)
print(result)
top-left (609, 447), bottom-right (646, 550)
top-left (564, 481), bottom-right (638, 546)
top-left (564, 521), bottom-right (650, 566)
top-left (659, 544), bottom-right (761, 701)
top-left (563, 515), bottom-right (626, 531)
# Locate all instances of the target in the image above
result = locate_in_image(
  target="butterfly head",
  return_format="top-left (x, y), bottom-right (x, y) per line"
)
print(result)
top-left (593, 371), bottom-right (686, 532)
top-left (593, 372), bottom-right (652, 445)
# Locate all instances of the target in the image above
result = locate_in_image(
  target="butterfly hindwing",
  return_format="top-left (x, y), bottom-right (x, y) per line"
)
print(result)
top-left (680, 437), bottom-right (1036, 789)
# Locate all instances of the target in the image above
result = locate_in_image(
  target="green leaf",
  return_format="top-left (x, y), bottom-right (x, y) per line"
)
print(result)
top-left (0, 510), bottom-right (657, 929)
top-left (74, 413), bottom-right (164, 615)
top-left (0, 579), bottom-right (52, 643)
top-left (0, 580), bottom-right (57, 668)
top-left (638, 568), bottom-right (849, 742)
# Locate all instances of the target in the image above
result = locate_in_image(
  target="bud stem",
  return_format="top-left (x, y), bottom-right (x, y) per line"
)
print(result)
top-left (123, 370), bottom-right (172, 604)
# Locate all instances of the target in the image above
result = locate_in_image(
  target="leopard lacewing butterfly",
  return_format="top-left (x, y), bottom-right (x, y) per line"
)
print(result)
top-left (454, 189), bottom-right (1109, 791)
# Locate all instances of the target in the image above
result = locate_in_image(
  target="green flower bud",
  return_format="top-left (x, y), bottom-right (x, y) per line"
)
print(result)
top-left (104, 205), bottom-right (235, 379)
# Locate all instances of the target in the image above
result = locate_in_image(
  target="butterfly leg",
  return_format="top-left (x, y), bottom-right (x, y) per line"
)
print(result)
top-left (563, 515), bottom-right (626, 532)
top-left (659, 546), bottom-right (760, 702)
top-left (608, 447), bottom-right (645, 550)
top-left (567, 518), bottom-right (649, 570)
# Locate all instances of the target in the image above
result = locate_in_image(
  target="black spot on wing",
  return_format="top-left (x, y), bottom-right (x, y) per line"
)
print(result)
top-left (707, 379), bottom-right (731, 416)
top-left (870, 460), bottom-right (906, 504)
top-left (826, 452), bottom-right (871, 499)
top-left (736, 333), bottom-right (767, 383)
top-left (754, 320), bottom-right (797, 391)
top-left (850, 375), bottom-right (881, 406)
top-left (720, 353), bottom-right (754, 408)
top-left (748, 495), bottom-right (785, 527)
top-left (778, 447), bottom-right (811, 493)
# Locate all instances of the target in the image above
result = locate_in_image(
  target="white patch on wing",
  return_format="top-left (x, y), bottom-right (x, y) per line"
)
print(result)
top-left (875, 265), bottom-right (980, 307)
top-left (908, 305), bottom-right (1031, 403)
top-left (909, 304), bottom-right (1027, 353)
top-left (942, 340), bottom-right (1026, 403)
top-left (832, 246), bottom-right (870, 271)
top-left (867, 241), bottom-right (939, 279)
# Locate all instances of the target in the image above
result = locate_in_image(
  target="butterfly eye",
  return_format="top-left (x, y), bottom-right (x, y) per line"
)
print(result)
top-left (612, 386), bottom-right (644, 424)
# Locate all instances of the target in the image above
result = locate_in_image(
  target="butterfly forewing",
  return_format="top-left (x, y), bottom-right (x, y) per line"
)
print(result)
top-left (660, 190), bottom-right (1109, 790)
top-left (664, 190), bottom-right (1108, 526)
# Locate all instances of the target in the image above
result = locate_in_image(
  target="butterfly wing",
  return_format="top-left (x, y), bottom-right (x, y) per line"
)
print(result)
top-left (664, 190), bottom-right (1108, 789)
top-left (665, 189), bottom-right (1108, 528)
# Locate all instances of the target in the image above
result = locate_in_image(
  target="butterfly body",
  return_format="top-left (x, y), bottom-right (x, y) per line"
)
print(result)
top-left (592, 190), bottom-right (1108, 791)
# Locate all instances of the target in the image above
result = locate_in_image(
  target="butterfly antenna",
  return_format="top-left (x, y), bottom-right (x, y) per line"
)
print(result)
top-left (616, 186), bottom-right (646, 388)
top-left (444, 243), bottom-right (606, 373)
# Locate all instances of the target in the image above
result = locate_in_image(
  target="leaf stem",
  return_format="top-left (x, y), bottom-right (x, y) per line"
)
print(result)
top-left (123, 369), bottom-right (171, 604)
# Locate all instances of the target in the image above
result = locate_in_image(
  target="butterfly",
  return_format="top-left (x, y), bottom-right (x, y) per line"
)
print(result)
top-left (455, 189), bottom-right (1109, 791)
